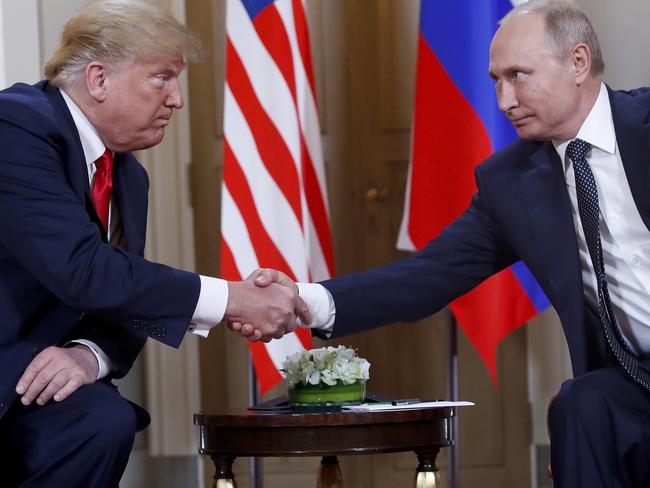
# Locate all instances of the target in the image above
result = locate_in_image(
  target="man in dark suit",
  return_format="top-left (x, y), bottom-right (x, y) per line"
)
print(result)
top-left (0, 1), bottom-right (309, 486)
top-left (245, 1), bottom-right (650, 486)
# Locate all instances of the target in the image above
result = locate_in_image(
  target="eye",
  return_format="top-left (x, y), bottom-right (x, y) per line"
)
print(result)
top-left (512, 70), bottom-right (527, 81)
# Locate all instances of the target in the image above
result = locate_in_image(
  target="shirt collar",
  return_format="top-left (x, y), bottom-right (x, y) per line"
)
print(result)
top-left (60, 89), bottom-right (107, 168)
top-left (553, 83), bottom-right (616, 170)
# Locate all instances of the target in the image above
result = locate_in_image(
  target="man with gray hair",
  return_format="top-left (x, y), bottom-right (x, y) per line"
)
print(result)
top-left (247, 1), bottom-right (650, 485)
top-left (0, 1), bottom-right (309, 485)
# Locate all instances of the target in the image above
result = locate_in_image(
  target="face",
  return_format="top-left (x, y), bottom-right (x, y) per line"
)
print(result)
top-left (489, 14), bottom-right (582, 141)
top-left (92, 58), bottom-right (185, 152)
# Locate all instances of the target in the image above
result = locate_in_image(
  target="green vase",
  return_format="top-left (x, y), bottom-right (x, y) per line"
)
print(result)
top-left (288, 381), bottom-right (366, 409)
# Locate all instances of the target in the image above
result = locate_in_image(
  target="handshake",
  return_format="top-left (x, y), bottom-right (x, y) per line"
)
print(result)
top-left (224, 268), bottom-right (311, 342)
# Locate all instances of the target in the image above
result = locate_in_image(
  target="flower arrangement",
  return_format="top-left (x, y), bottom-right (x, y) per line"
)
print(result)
top-left (282, 345), bottom-right (371, 388)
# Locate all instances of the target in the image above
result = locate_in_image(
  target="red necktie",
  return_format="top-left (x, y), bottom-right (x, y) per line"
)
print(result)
top-left (91, 149), bottom-right (114, 231)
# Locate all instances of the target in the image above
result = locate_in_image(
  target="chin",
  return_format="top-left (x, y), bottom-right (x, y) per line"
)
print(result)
top-left (514, 127), bottom-right (545, 141)
top-left (138, 131), bottom-right (166, 151)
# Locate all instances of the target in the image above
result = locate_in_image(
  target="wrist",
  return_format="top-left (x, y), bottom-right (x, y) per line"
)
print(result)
top-left (225, 281), bottom-right (244, 322)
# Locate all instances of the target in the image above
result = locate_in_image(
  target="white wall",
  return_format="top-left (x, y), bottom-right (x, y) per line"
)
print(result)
top-left (0, 0), bottom-right (41, 89)
top-left (579, 0), bottom-right (650, 90)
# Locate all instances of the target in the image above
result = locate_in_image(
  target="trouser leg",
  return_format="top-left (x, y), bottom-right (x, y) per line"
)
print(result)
top-left (0, 382), bottom-right (140, 488)
top-left (548, 367), bottom-right (650, 488)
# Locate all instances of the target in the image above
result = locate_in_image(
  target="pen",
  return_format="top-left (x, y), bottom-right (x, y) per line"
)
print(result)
top-left (391, 398), bottom-right (421, 406)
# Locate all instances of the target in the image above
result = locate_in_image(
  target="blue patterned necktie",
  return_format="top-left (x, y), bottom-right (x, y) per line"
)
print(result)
top-left (567, 138), bottom-right (650, 389)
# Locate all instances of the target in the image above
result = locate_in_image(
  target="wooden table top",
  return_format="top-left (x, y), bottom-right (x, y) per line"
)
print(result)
top-left (194, 407), bottom-right (455, 457)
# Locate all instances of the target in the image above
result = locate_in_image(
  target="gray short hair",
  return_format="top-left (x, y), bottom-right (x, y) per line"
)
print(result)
top-left (43, 0), bottom-right (201, 87)
top-left (501, 0), bottom-right (604, 77)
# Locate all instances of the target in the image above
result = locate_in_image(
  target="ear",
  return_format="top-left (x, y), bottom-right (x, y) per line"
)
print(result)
top-left (85, 61), bottom-right (110, 102)
top-left (571, 43), bottom-right (591, 85)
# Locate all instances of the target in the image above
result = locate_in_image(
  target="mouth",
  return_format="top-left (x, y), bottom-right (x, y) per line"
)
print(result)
top-left (509, 115), bottom-right (534, 127)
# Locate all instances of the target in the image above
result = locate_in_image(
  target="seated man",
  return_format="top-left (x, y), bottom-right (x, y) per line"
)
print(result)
top-left (0, 1), bottom-right (309, 486)
top-left (244, 2), bottom-right (650, 487)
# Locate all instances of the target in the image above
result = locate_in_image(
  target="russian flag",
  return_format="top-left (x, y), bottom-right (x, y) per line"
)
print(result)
top-left (397, 0), bottom-right (551, 383)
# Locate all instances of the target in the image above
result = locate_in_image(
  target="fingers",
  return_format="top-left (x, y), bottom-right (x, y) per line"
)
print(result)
top-left (48, 375), bottom-right (85, 403)
top-left (15, 346), bottom-right (98, 406)
top-left (294, 295), bottom-right (312, 326)
top-left (227, 321), bottom-right (264, 342)
top-left (16, 349), bottom-right (55, 405)
top-left (251, 268), bottom-right (297, 291)
top-left (251, 268), bottom-right (276, 287)
top-left (34, 372), bottom-right (84, 405)
top-left (227, 321), bottom-right (243, 332)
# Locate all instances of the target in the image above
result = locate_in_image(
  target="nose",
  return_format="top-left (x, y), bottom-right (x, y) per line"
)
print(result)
top-left (496, 81), bottom-right (518, 114)
top-left (166, 78), bottom-right (184, 109)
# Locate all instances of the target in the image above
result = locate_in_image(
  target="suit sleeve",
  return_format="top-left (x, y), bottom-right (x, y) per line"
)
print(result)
top-left (320, 183), bottom-right (518, 338)
top-left (0, 107), bottom-right (200, 348)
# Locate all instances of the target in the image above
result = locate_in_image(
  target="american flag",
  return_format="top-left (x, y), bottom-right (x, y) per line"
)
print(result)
top-left (221, 0), bottom-right (334, 394)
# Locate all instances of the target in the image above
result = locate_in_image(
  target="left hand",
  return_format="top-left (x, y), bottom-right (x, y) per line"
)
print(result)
top-left (15, 345), bottom-right (99, 406)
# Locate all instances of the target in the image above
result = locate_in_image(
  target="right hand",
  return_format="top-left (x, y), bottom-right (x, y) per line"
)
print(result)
top-left (225, 270), bottom-right (311, 342)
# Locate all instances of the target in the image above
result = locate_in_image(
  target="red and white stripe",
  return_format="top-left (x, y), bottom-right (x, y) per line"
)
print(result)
top-left (221, 0), bottom-right (334, 394)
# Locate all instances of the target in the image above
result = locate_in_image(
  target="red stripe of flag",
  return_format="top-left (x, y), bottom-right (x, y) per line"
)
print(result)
top-left (223, 141), bottom-right (297, 280)
top-left (301, 142), bottom-right (335, 275)
top-left (226, 39), bottom-right (303, 225)
top-left (253, 5), bottom-right (297, 100)
top-left (291, 0), bottom-right (317, 97)
top-left (220, 238), bottom-right (242, 280)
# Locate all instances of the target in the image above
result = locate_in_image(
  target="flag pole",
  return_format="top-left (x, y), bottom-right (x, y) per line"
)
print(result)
top-left (248, 353), bottom-right (263, 488)
top-left (447, 312), bottom-right (460, 488)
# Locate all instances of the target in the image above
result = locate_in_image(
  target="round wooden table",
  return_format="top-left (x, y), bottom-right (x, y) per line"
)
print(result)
top-left (194, 407), bottom-right (454, 487)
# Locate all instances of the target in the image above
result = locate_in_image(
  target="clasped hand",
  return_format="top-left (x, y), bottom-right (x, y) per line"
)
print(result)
top-left (225, 269), bottom-right (307, 342)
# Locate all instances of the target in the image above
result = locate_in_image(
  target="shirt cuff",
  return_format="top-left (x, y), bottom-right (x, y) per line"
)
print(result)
top-left (190, 275), bottom-right (229, 338)
top-left (67, 339), bottom-right (114, 380)
top-left (296, 282), bottom-right (336, 334)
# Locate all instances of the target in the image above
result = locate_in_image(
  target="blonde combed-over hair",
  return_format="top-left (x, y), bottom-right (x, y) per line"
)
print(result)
top-left (43, 0), bottom-right (201, 88)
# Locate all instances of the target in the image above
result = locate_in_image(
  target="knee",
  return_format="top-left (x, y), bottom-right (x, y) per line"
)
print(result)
top-left (549, 370), bottom-right (613, 434)
top-left (76, 385), bottom-right (138, 453)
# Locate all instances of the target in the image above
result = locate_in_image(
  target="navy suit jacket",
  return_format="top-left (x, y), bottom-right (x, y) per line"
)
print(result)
top-left (322, 87), bottom-right (650, 379)
top-left (0, 81), bottom-right (200, 420)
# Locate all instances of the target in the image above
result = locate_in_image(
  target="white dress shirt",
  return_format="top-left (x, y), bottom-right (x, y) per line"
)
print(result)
top-left (303, 83), bottom-right (650, 354)
top-left (60, 91), bottom-right (228, 378)
top-left (553, 83), bottom-right (650, 354)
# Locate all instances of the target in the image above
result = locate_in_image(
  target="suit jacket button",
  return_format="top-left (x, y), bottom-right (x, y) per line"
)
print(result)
top-left (0, 401), bottom-right (4, 410)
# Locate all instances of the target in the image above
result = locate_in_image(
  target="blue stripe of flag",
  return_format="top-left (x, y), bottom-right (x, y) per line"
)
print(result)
top-left (419, 0), bottom-right (516, 152)
top-left (239, 0), bottom-right (275, 21)
top-left (511, 261), bottom-right (552, 312)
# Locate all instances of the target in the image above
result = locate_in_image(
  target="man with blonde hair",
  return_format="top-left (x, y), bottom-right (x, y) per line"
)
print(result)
top-left (249, 1), bottom-right (650, 485)
top-left (0, 1), bottom-right (308, 485)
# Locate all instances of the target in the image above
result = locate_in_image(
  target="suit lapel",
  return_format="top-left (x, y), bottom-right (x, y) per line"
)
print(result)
top-left (609, 88), bottom-right (650, 232)
top-left (112, 153), bottom-right (147, 254)
top-left (519, 142), bottom-right (584, 314)
top-left (42, 82), bottom-right (91, 201)
top-left (42, 82), bottom-right (110, 240)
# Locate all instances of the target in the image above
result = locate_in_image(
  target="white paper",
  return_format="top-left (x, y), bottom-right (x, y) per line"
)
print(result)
top-left (342, 400), bottom-right (475, 412)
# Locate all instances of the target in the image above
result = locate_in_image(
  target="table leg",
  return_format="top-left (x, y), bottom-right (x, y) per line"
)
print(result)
top-left (317, 455), bottom-right (344, 488)
top-left (211, 455), bottom-right (238, 488)
top-left (413, 449), bottom-right (442, 488)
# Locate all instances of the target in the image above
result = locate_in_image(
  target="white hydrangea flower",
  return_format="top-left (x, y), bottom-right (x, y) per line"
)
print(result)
top-left (282, 346), bottom-right (371, 387)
